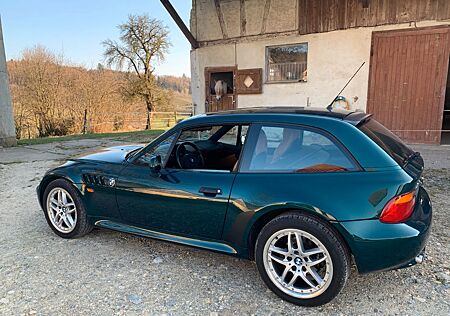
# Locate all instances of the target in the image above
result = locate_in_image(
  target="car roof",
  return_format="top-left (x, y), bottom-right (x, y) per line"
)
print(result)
top-left (203, 107), bottom-right (370, 125)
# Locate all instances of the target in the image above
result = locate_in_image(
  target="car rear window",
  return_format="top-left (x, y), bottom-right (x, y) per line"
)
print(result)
top-left (358, 118), bottom-right (414, 166)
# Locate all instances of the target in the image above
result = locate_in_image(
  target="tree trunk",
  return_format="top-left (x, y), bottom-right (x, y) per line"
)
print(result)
top-left (145, 98), bottom-right (153, 130)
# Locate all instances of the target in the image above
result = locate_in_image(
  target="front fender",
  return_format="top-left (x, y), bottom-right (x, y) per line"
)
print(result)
top-left (37, 168), bottom-right (84, 209)
top-left (36, 160), bottom-right (123, 221)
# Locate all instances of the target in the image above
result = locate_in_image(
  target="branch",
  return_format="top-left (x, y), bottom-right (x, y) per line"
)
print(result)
top-left (103, 40), bottom-right (143, 79)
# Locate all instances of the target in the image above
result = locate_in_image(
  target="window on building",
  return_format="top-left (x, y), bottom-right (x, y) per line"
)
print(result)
top-left (266, 43), bottom-right (308, 83)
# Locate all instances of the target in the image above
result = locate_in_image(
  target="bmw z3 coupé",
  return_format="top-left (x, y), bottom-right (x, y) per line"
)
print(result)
top-left (37, 107), bottom-right (431, 306)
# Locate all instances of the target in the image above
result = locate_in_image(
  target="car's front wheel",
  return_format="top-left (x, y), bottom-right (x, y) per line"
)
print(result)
top-left (43, 179), bottom-right (93, 238)
top-left (255, 213), bottom-right (350, 306)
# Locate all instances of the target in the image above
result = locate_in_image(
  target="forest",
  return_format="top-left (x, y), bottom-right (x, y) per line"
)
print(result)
top-left (8, 46), bottom-right (191, 139)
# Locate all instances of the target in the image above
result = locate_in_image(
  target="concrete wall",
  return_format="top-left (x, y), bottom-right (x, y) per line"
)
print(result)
top-left (190, 20), bottom-right (450, 114)
top-left (0, 17), bottom-right (16, 147)
top-left (191, 0), bottom-right (299, 41)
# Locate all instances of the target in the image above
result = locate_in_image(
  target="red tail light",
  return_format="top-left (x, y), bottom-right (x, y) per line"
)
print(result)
top-left (380, 191), bottom-right (416, 223)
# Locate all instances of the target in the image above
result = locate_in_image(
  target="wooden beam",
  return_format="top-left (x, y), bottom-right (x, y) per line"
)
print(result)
top-left (240, 0), bottom-right (247, 36)
top-left (214, 0), bottom-right (228, 39)
top-left (160, 0), bottom-right (199, 49)
top-left (261, 0), bottom-right (272, 34)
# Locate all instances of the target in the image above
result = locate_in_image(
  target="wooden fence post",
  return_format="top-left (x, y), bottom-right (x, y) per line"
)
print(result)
top-left (82, 109), bottom-right (87, 134)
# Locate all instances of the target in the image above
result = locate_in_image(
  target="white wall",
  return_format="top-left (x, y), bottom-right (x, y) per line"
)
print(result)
top-left (191, 20), bottom-right (450, 114)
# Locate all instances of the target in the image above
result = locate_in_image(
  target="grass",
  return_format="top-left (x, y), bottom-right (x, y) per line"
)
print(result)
top-left (17, 129), bottom-right (165, 146)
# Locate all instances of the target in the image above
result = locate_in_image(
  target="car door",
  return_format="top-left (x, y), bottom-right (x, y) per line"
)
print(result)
top-left (115, 125), bottom-right (247, 240)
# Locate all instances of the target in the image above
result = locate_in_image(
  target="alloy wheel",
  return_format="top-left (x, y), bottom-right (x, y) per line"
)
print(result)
top-left (263, 229), bottom-right (333, 299)
top-left (46, 187), bottom-right (77, 233)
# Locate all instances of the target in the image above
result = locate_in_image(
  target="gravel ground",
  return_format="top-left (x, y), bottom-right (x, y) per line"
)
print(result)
top-left (0, 140), bottom-right (449, 315)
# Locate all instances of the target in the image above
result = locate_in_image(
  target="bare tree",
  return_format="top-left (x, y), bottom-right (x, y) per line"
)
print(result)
top-left (9, 46), bottom-right (132, 138)
top-left (9, 42), bottom-right (189, 139)
top-left (10, 46), bottom-right (72, 137)
top-left (102, 14), bottom-right (171, 127)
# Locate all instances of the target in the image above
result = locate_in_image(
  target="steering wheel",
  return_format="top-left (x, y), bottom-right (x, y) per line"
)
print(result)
top-left (176, 142), bottom-right (205, 169)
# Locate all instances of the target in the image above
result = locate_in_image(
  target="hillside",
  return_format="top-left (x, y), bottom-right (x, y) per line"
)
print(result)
top-left (8, 50), bottom-right (191, 139)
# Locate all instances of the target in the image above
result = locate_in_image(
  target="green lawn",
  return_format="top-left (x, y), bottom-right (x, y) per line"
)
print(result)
top-left (17, 129), bottom-right (165, 146)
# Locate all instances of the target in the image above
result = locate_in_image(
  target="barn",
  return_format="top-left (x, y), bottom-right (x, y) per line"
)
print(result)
top-left (167, 0), bottom-right (450, 144)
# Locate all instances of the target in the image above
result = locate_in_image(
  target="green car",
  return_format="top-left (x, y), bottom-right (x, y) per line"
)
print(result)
top-left (37, 107), bottom-right (432, 306)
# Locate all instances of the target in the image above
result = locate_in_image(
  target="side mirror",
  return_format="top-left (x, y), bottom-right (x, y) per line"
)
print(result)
top-left (148, 155), bottom-right (162, 175)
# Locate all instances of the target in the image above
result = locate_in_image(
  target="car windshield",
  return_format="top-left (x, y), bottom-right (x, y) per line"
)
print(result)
top-left (358, 118), bottom-right (414, 166)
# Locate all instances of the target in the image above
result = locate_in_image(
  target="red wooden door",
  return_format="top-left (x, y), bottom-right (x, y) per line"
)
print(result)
top-left (367, 26), bottom-right (450, 144)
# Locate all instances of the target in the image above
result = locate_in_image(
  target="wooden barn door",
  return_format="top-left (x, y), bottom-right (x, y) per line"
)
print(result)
top-left (205, 67), bottom-right (237, 112)
top-left (367, 26), bottom-right (450, 144)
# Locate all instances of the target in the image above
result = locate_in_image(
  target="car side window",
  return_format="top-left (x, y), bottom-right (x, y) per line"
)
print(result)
top-left (135, 133), bottom-right (176, 166)
top-left (165, 124), bottom-right (249, 171)
top-left (178, 126), bottom-right (221, 142)
top-left (246, 125), bottom-right (357, 172)
top-left (216, 125), bottom-right (249, 145)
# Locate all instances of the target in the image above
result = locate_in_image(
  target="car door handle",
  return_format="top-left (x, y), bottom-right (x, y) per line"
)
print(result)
top-left (199, 187), bottom-right (222, 196)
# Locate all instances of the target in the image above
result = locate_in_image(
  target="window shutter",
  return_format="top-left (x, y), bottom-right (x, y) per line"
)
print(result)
top-left (236, 68), bottom-right (263, 94)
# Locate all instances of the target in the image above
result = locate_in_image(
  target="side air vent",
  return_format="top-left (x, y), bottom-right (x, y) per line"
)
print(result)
top-left (82, 174), bottom-right (112, 186)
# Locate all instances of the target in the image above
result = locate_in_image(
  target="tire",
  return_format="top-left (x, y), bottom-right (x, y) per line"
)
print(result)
top-left (42, 179), bottom-right (93, 239)
top-left (255, 212), bottom-right (350, 306)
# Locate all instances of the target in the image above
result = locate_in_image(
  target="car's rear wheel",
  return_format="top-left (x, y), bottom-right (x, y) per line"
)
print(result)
top-left (255, 213), bottom-right (350, 306)
top-left (43, 179), bottom-right (93, 238)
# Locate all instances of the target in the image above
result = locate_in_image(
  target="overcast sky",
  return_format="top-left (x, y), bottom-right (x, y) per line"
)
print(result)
top-left (1, 0), bottom-right (191, 76)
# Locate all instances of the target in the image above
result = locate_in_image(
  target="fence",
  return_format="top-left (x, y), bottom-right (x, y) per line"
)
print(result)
top-left (267, 62), bottom-right (307, 82)
top-left (82, 108), bottom-right (193, 134)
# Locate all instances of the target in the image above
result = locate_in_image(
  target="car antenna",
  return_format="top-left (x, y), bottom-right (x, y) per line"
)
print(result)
top-left (326, 62), bottom-right (365, 111)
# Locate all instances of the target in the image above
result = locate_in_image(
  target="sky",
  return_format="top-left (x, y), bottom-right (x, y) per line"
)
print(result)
top-left (0, 0), bottom-right (192, 76)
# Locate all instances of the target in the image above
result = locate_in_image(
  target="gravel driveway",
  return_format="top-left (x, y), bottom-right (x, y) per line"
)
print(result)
top-left (0, 140), bottom-right (449, 315)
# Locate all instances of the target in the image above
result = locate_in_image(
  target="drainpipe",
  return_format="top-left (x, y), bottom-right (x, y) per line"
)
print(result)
top-left (0, 16), bottom-right (16, 147)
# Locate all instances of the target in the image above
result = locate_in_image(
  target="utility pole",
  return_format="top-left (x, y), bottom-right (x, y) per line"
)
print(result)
top-left (0, 16), bottom-right (16, 147)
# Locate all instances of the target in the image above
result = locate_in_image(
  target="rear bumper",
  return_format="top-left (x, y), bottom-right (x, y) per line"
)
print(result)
top-left (396, 248), bottom-right (426, 270)
top-left (334, 186), bottom-right (432, 274)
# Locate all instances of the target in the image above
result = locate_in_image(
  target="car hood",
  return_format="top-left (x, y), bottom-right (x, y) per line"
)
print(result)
top-left (71, 144), bottom-right (144, 164)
